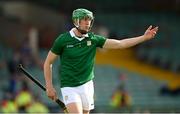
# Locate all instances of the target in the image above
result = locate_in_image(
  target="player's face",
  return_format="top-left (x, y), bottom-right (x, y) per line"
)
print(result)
top-left (79, 17), bottom-right (92, 32)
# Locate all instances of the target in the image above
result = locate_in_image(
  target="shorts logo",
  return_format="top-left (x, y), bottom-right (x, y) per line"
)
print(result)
top-left (65, 95), bottom-right (68, 101)
top-left (87, 41), bottom-right (91, 46)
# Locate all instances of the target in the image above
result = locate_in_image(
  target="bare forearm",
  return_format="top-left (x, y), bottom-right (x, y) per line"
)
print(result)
top-left (103, 35), bottom-right (147, 49)
top-left (44, 62), bottom-right (53, 88)
top-left (120, 25), bottom-right (158, 48)
top-left (104, 26), bottom-right (158, 49)
top-left (118, 35), bottom-right (147, 49)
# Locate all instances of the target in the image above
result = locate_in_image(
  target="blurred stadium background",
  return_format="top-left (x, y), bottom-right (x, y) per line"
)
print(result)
top-left (0, 0), bottom-right (180, 113)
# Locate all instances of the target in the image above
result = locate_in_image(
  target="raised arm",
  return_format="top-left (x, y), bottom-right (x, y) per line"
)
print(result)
top-left (44, 51), bottom-right (58, 101)
top-left (103, 25), bottom-right (158, 49)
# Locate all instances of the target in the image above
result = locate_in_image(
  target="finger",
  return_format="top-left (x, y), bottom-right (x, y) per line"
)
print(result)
top-left (52, 97), bottom-right (56, 101)
top-left (47, 93), bottom-right (54, 100)
top-left (152, 31), bottom-right (156, 34)
top-left (147, 25), bottom-right (152, 30)
top-left (48, 96), bottom-right (53, 100)
top-left (53, 96), bottom-right (58, 101)
top-left (152, 26), bottom-right (158, 32)
top-left (48, 95), bottom-right (53, 99)
top-left (55, 96), bottom-right (58, 101)
top-left (53, 92), bottom-right (58, 101)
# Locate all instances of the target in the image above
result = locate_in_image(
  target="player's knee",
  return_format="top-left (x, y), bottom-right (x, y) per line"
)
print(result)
top-left (83, 110), bottom-right (90, 114)
top-left (66, 102), bottom-right (83, 114)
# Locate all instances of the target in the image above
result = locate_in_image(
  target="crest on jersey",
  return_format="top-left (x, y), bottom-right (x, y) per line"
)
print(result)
top-left (87, 41), bottom-right (91, 46)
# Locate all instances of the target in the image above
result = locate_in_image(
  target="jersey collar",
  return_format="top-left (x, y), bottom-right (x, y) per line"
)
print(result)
top-left (69, 28), bottom-right (89, 41)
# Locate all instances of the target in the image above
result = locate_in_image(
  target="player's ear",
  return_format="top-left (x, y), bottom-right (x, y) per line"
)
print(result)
top-left (72, 19), bottom-right (75, 24)
top-left (73, 19), bottom-right (79, 27)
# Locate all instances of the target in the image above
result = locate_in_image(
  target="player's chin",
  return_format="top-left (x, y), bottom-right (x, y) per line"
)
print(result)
top-left (80, 27), bottom-right (90, 34)
top-left (85, 26), bottom-right (91, 30)
top-left (83, 28), bottom-right (90, 33)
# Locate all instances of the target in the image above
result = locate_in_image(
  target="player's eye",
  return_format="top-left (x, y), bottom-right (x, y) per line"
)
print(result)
top-left (84, 16), bottom-right (92, 21)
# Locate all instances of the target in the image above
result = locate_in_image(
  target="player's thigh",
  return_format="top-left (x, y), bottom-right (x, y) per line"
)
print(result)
top-left (66, 102), bottom-right (83, 114)
top-left (61, 87), bottom-right (83, 113)
top-left (78, 80), bottom-right (94, 111)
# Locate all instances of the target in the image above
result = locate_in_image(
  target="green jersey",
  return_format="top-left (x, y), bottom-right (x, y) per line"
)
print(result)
top-left (51, 29), bottom-right (106, 87)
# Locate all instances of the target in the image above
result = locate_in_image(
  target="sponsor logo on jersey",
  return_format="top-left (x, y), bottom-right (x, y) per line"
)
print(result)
top-left (66, 45), bottom-right (74, 48)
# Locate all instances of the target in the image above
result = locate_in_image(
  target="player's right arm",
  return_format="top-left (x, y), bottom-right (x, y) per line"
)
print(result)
top-left (44, 51), bottom-right (58, 101)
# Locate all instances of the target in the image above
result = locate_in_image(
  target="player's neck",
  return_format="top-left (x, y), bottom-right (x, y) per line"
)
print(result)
top-left (73, 28), bottom-right (87, 38)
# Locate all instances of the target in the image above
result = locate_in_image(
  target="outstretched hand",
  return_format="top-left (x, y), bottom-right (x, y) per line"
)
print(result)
top-left (144, 25), bottom-right (158, 40)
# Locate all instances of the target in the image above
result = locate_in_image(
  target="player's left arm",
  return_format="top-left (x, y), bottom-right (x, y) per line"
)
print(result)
top-left (103, 25), bottom-right (158, 49)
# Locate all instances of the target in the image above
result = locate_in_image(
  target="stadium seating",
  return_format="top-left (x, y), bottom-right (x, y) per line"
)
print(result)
top-left (94, 65), bottom-right (180, 112)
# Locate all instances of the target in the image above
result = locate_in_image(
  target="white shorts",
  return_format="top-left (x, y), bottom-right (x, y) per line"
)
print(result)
top-left (61, 80), bottom-right (94, 111)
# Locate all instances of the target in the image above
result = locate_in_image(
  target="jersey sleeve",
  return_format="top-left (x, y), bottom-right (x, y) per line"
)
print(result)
top-left (94, 35), bottom-right (107, 48)
top-left (51, 35), bottom-right (64, 55)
